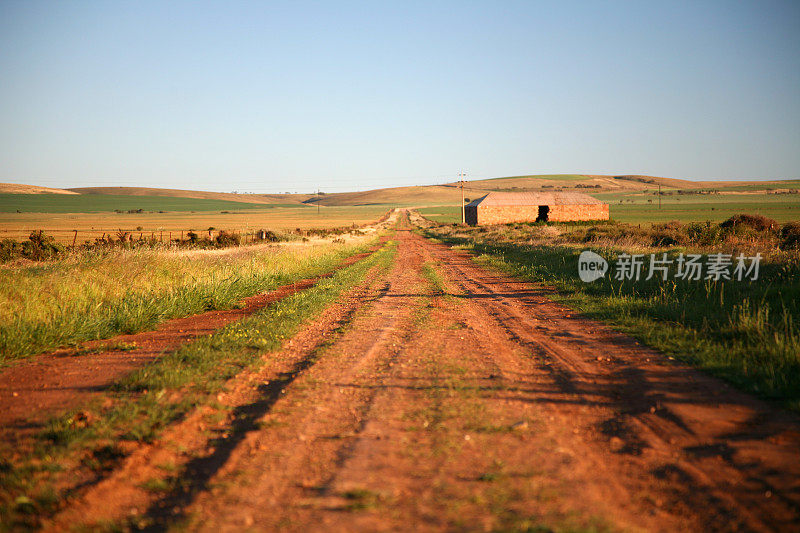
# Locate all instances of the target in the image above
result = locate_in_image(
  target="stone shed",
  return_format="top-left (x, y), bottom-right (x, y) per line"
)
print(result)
top-left (464, 191), bottom-right (608, 225)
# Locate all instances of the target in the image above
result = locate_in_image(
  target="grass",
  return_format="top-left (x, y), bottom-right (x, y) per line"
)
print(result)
top-left (0, 193), bottom-right (283, 214)
top-left (0, 237), bottom-right (378, 363)
top-left (0, 205), bottom-right (389, 243)
top-left (424, 224), bottom-right (800, 410)
top-left (422, 193), bottom-right (800, 225)
top-left (0, 239), bottom-right (398, 530)
top-left (593, 191), bottom-right (800, 224)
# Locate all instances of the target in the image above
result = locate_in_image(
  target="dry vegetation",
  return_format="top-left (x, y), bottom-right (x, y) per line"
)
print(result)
top-left (0, 234), bottom-right (378, 362)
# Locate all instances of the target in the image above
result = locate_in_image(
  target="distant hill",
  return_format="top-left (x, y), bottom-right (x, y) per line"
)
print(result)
top-left (4, 175), bottom-right (796, 210)
top-left (68, 186), bottom-right (311, 205)
top-left (307, 174), bottom-right (800, 206)
top-left (302, 185), bottom-right (493, 207)
top-left (441, 174), bottom-right (797, 192)
top-left (0, 183), bottom-right (78, 195)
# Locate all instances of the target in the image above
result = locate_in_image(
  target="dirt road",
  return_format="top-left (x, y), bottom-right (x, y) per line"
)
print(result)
top-left (46, 218), bottom-right (800, 531)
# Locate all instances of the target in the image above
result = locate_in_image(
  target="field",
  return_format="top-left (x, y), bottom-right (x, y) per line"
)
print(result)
top-left (0, 193), bottom-right (288, 214)
top-left (0, 182), bottom-right (799, 531)
top-left (0, 204), bottom-right (390, 243)
top-left (418, 192), bottom-right (800, 224)
top-left (596, 191), bottom-right (800, 223)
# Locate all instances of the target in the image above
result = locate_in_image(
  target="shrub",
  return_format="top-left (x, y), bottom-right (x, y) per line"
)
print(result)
top-left (780, 221), bottom-right (800, 249)
top-left (686, 222), bottom-right (724, 246)
top-left (215, 230), bottom-right (241, 247)
top-left (650, 221), bottom-right (689, 246)
top-left (22, 231), bottom-right (64, 261)
top-left (0, 231), bottom-right (66, 261)
top-left (720, 214), bottom-right (778, 232)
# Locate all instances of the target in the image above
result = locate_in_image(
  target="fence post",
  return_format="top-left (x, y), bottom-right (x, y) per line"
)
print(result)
top-left (72, 230), bottom-right (78, 247)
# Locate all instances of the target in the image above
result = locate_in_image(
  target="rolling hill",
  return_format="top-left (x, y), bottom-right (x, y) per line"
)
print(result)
top-left (0, 183), bottom-right (78, 195)
top-left (68, 187), bottom-right (311, 205)
top-left (2, 174), bottom-right (797, 210)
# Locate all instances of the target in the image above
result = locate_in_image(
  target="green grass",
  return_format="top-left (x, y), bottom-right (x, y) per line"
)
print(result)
top-left (424, 227), bottom-right (800, 410)
top-left (0, 239), bottom-right (376, 363)
top-left (591, 192), bottom-right (800, 224)
top-left (417, 206), bottom-right (463, 224)
top-left (0, 193), bottom-right (301, 214)
top-left (423, 194), bottom-right (800, 225)
top-left (0, 240), bottom-right (397, 531)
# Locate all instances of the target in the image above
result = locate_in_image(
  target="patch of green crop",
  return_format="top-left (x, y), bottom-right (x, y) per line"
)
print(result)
top-left (0, 193), bottom-right (299, 214)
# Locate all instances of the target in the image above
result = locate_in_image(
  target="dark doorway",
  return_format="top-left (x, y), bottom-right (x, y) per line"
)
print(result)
top-left (537, 205), bottom-right (550, 222)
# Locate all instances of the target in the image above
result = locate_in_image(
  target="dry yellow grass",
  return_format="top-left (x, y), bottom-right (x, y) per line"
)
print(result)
top-left (68, 186), bottom-right (310, 204)
top-left (0, 183), bottom-right (78, 195)
top-left (0, 206), bottom-right (389, 243)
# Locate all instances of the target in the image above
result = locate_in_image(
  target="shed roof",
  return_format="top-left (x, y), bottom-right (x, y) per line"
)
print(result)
top-left (466, 191), bottom-right (605, 207)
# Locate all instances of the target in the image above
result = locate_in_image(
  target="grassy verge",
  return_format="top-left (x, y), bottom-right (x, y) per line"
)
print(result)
top-left (0, 240), bottom-right (397, 530)
top-left (423, 225), bottom-right (800, 411)
top-left (0, 237), bottom-right (378, 363)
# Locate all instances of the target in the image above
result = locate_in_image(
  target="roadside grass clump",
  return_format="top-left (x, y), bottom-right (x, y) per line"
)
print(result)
top-left (0, 237), bottom-right (378, 364)
top-left (0, 231), bottom-right (64, 262)
top-left (780, 221), bottom-right (800, 249)
top-left (421, 261), bottom-right (450, 298)
top-left (424, 226), bottom-right (800, 410)
top-left (0, 241), bottom-right (397, 530)
top-left (719, 214), bottom-right (778, 232)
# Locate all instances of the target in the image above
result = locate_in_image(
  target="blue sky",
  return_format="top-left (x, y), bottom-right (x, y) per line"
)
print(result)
top-left (1, 1), bottom-right (798, 193)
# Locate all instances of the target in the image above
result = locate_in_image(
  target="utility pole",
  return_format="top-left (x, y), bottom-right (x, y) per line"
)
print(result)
top-left (459, 171), bottom-right (466, 224)
top-left (317, 188), bottom-right (320, 216)
top-left (658, 183), bottom-right (661, 210)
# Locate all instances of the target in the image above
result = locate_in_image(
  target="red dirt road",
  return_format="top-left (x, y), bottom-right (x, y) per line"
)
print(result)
top-left (44, 224), bottom-right (800, 531)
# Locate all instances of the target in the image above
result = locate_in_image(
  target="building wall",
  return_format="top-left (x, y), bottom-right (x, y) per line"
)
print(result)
top-left (469, 204), bottom-right (608, 225)
top-left (548, 203), bottom-right (609, 222)
top-left (472, 206), bottom-right (540, 225)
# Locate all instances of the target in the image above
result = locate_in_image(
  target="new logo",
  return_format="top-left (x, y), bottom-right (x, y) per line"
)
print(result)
top-left (578, 251), bottom-right (608, 282)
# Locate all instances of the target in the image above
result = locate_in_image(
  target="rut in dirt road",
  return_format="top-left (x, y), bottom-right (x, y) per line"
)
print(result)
top-left (57, 223), bottom-right (800, 532)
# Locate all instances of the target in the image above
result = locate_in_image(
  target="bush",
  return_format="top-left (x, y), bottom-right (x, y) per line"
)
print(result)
top-left (215, 230), bottom-right (241, 247)
top-left (720, 214), bottom-right (778, 232)
top-left (686, 222), bottom-right (724, 246)
top-left (650, 221), bottom-right (689, 246)
top-left (0, 231), bottom-right (65, 262)
top-left (780, 221), bottom-right (800, 249)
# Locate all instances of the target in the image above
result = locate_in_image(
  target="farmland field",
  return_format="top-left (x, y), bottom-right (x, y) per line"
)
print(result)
top-left (0, 193), bottom-right (292, 214)
top-left (0, 204), bottom-right (390, 243)
top-left (418, 192), bottom-right (800, 224)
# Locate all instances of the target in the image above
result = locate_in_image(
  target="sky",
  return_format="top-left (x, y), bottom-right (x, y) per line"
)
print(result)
top-left (1, 1), bottom-right (799, 193)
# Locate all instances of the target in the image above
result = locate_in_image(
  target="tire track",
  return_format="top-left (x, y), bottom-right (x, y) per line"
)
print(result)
top-left (421, 233), bottom-right (800, 531)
